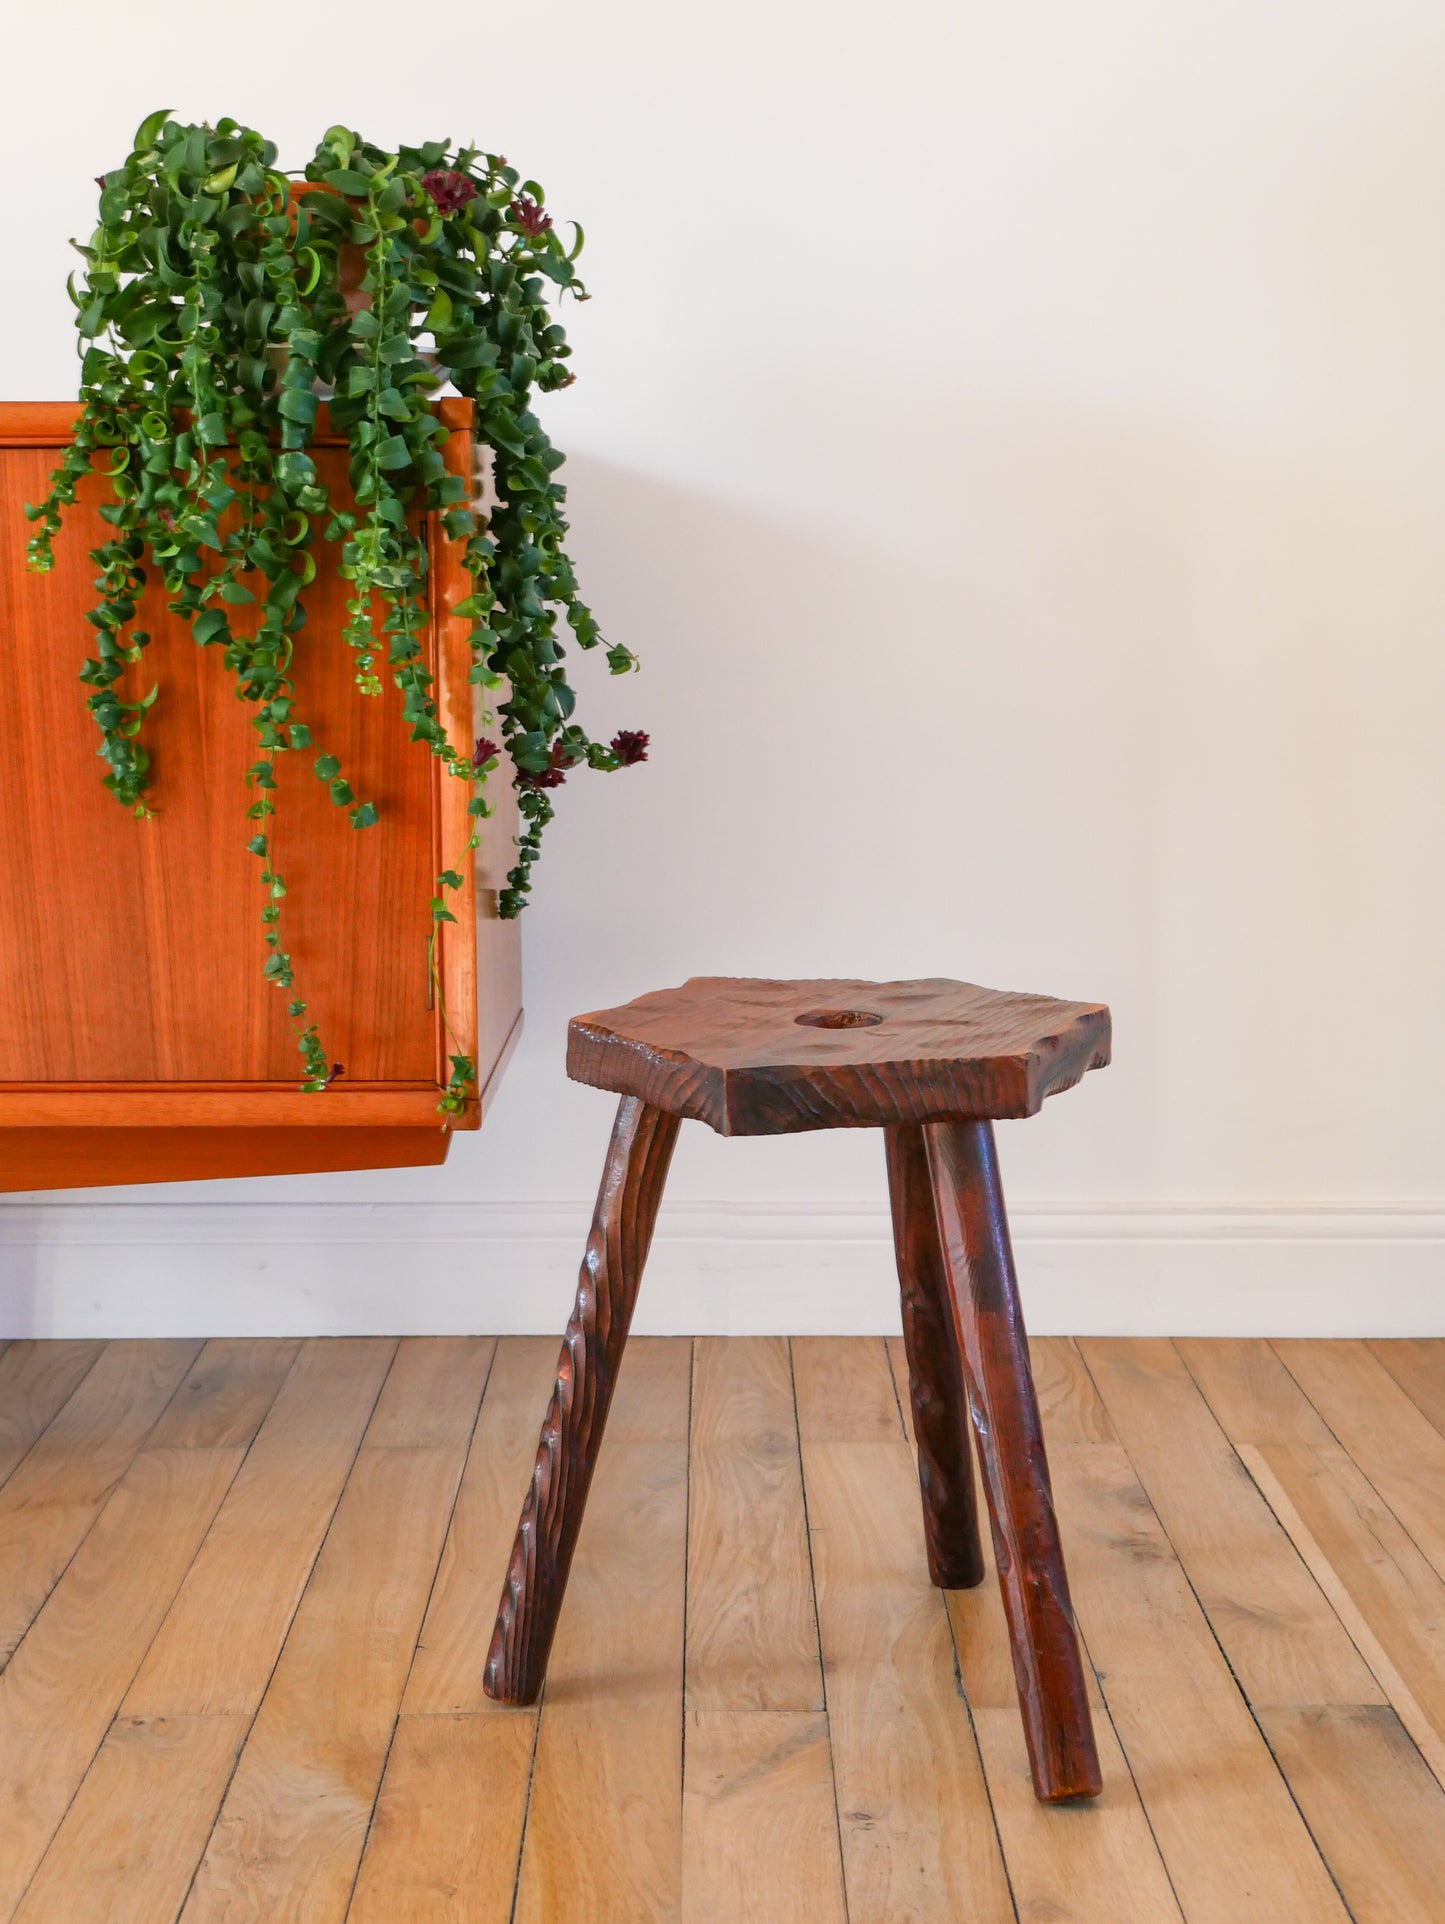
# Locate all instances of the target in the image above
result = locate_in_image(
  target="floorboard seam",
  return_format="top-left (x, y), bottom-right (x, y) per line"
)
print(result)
top-left (0, 1343), bottom-right (105, 1501)
top-left (1214, 1338), bottom-right (1445, 1742)
top-left (1066, 1348), bottom-right (1188, 1920)
top-left (889, 1337), bottom-right (1022, 1924)
top-left (1236, 1443), bottom-right (1445, 1795)
top-left (10, 1338), bottom-right (302, 1923)
top-left (788, 1336), bottom-right (857, 1924)
top-left (341, 1338), bottom-right (500, 1923)
top-left (0, 1338), bottom-right (207, 1683)
top-left (1265, 1339), bottom-right (1445, 1593)
top-left (169, 1336), bottom-right (401, 1923)
top-left (1362, 1342), bottom-right (1445, 1444)
top-left (678, 1337), bottom-right (696, 1914)
top-left (505, 1339), bottom-right (553, 1924)
top-left (1079, 1340), bottom-right (1360, 1924)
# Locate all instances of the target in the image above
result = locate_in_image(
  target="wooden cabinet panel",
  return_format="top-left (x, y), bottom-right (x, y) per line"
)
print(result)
top-left (0, 403), bottom-right (521, 1190)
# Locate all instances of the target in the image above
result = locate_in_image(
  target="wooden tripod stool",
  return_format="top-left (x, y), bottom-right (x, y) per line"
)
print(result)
top-left (483, 976), bottom-right (1112, 1804)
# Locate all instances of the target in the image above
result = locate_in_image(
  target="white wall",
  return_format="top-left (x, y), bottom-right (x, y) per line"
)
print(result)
top-left (5, 0), bottom-right (1445, 1336)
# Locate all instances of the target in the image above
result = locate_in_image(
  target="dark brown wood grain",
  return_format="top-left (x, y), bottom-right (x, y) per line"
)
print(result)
top-left (567, 976), bottom-right (1110, 1135)
top-left (484, 1096), bottom-right (681, 1706)
top-left (885, 1123), bottom-right (986, 1590)
top-left (496, 975), bottom-right (1108, 1800)
top-left (924, 1117), bottom-right (1102, 1802)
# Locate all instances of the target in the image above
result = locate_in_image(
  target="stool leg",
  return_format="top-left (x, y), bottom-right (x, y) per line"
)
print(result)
top-left (484, 1096), bottom-right (681, 1706)
top-left (923, 1118), bottom-right (1102, 1803)
top-left (885, 1124), bottom-right (986, 1589)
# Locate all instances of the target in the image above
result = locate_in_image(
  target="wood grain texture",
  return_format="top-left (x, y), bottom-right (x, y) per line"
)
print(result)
top-left (0, 1339), bottom-right (103, 1488)
top-left (428, 404), bottom-right (481, 1092)
top-left (800, 1330), bottom-right (904, 1444)
top-left (124, 1337), bottom-right (397, 1717)
top-left (946, 1546), bottom-right (1182, 1924)
top-left (1080, 1337), bottom-right (1382, 1707)
top-left (1273, 1339), bottom-right (1445, 1584)
top-left (1241, 1443), bottom-right (1445, 1789)
top-left (1367, 1337), bottom-right (1445, 1438)
top-left (9, 1335), bottom-right (1445, 1919)
top-left (685, 1336), bottom-right (823, 1711)
top-left (924, 1119), bottom-right (1100, 1802)
top-left (924, 1338), bottom-right (1182, 1922)
top-left (1255, 1705), bottom-right (1445, 1924)
top-left (404, 1346), bottom-right (561, 1723)
top-left (0, 438), bottom-right (433, 1083)
top-left (1050, 1441), bottom-right (1351, 1924)
top-left (0, 1342), bottom-right (288, 1917)
top-left (0, 399), bottom-right (519, 1191)
top-left (13, 1714), bottom-right (248, 1924)
top-left (2, 1087), bottom-right (457, 1126)
top-left (143, 1338), bottom-right (301, 1451)
top-left (567, 974), bottom-right (1110, 1135)
top-left (512, 1340), bottom-right (689, 1924)
top-left (1030, 1335), bottom-right (1118, 1444)
top-left (0, 1122), bottom-right (449, 1190)
top-left (1181, 1340), bottom-right (1445, 1784)
top-left (180, 1339), bottom-right (489, 1924)
top-left (682, 1711), bottom-right (846, 1924)
top-left (404, 1337), bottom-right (559, 1715)
top-left (0, 1338), bottom-right (202, 1660)
top-left (349, 1711), bottom-right (536, 1924)
top-left (792, 1337), bottom-right (1016, 1923)
top-left (970, 1709), bottom-right (1184, 1924)
top-left (0, 403), bottom-right (93, 442)
top-left (885, 1123), bottom-right (985, 1589)
top-left (353, 1341), bottom-right (559, 1920)
top-left (485, 1097), bottom-right (681, 1706)
top-left (681, 1338), bottom-right (841, 1920)
top-left (1176, 1336), bottom-right (1328, 1445)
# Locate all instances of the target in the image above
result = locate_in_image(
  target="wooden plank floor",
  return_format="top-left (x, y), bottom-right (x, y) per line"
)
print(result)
top-left (0, 1335), bottom-right (1443, 1921)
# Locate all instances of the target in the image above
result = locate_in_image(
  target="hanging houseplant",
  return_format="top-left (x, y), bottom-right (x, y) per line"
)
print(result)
top-left (24, 111), bottom-right (648, 1113)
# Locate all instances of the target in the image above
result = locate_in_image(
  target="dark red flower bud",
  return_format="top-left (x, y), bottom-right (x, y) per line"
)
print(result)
top-left (422, 170), bottom-right (478, 216)
top-left (472, 735), bottom-right (500, 772)
top-left (508, 195), bottom-right (553, 238)
top-left (516, 741), bottom-right (573, 790)
top-left (610, 729), bottom-right (649, 766)
top-left (95, 175), bottom-right (106, 189)
top-left (326, 1061), bottom-right (346, 1085)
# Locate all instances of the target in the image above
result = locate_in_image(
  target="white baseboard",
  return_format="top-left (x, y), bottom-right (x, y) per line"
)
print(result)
top-left (0, 1199), bottom-right (1442, 1338)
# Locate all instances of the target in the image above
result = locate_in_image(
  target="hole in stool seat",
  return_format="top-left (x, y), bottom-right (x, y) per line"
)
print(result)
top-left (794, 1008), bottom-right (885, 1029)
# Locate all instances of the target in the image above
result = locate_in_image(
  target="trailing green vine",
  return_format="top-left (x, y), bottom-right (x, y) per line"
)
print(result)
top-left (25, 112), bottom-right (646, 1110)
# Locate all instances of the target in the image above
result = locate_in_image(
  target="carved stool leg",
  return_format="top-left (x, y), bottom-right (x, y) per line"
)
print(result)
top-left (885, 1124), bottom-right (986, 1589)
top-left (923, 1118), bottom-right (1101, 1803)
top-left (484, 1095), bottom-right (681, 1706)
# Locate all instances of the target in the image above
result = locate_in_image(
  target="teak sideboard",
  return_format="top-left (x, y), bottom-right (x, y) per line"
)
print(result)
top-left (0, 400), bottom-right (521, 1192)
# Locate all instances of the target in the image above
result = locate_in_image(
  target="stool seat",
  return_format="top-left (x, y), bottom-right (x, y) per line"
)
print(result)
top-left (569, 975), bottom-right (1111, 1134)
top-left (487, 970), bottom-right (1113, 1807)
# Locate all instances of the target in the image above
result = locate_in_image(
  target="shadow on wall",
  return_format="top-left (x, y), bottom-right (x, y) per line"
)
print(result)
top-left (6, 379), bottom-right (1445, 1232)
top-left (459, 398), bottom-right (1191, 1213)
top-left (507, 379), bottom-right (1445, 1203)
top-left (1, 389), bottom-right (1187, 1237)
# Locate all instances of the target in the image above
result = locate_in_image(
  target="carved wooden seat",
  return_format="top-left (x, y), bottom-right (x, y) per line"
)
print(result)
top-left (484, 976), bottom-right (1112, 1804)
